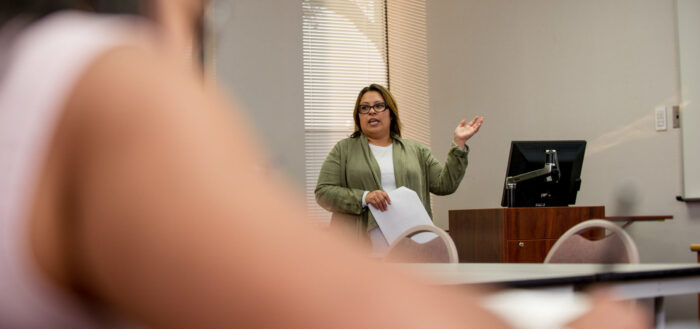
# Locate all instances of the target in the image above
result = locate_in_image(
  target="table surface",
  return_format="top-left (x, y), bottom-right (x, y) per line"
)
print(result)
top-left (395, 263), bottom-right (700, 329)
top-left (604, 215), bottom-right (673, 221)
top-left (394, 263), bottom-right (700, 288)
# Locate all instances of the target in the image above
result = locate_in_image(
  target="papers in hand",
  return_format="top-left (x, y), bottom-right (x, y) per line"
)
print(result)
top-left (368, 186), bottom-right (438, 245)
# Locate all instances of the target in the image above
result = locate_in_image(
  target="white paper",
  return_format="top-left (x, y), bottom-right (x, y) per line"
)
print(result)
top-left (481, 289), bottom-right (591, 329)
top-left (368, 186), bottom-right (438, 245)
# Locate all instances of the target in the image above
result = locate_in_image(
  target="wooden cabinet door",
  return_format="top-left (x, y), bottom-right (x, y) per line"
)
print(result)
top-left (450, 206), bottom-right (605, 263)
top-left (506, 240), bottom-right (555, 263)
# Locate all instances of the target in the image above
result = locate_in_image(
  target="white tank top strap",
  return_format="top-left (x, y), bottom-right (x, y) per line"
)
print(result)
top-left (0, 11), bottom-right (151, 328)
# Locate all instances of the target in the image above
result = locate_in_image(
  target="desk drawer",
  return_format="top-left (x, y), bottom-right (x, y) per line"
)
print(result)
top-left (506, 239), bottom-right (556, 263)
top-left (505, 206), bottom-right (605, 240)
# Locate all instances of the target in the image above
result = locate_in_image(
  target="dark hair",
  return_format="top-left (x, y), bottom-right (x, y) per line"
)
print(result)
top-left (0, 1), bottom-right (211, 70)
top-left (350, 84), bottom-right (402, 138)
top-left (0, 1), bottom-right (144, 28)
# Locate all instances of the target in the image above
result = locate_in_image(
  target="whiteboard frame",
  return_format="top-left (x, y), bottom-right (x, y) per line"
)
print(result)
top-left (677, 0), bottom-right (700, 200)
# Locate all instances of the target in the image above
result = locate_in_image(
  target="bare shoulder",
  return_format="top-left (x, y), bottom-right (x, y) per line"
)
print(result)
top-left (61, 43), bottom-right (259, 164)
top-left (66, 46), bottom-right (219, 135)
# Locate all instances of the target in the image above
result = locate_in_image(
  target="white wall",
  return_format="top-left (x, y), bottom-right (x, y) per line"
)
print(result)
top-left (212, 0), bottom-right (700, 321)
top-left (427, 0), bottom-right (700, 322)
top-left (214, 0), bottom-right (305, 188)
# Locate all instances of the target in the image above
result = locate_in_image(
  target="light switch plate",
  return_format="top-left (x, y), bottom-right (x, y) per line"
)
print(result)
top-left (655, 106), bottom-right (667, 131)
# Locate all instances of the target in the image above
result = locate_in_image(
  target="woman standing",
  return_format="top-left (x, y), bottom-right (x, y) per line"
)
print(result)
top-left (315, 84), bottom-right (484, 253)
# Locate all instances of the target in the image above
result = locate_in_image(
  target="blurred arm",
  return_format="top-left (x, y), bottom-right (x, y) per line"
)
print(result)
top-left (50, 46), bottom-right (509, 329)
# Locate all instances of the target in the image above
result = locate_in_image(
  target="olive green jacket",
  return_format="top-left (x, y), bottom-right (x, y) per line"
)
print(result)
top-left (314, 133), bottom-right (469, 243)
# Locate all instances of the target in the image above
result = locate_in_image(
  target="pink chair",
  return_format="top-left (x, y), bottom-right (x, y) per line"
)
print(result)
top-left (545, 219), bottom-right (639, 264)
top-left (383, 225), bottom-right (459, 263)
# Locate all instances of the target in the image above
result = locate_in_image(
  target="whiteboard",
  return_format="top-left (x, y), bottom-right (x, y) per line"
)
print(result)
top-left (677, 0), bottom-right (700, 200)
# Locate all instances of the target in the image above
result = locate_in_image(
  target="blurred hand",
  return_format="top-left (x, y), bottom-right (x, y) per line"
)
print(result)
top-left (454, 116), bottom-right (484, 148)
top-left (366, 190), bottom-right (391, 211)
top-left (567, 291), bottom-right (651, 329)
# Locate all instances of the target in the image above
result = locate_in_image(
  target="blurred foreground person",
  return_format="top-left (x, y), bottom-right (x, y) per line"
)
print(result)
top-left (0, 1), bottom-right (649, 328)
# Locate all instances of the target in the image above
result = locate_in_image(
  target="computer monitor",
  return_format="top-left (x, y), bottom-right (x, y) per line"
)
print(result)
top-left (500, 140), bottom-right (586, 207)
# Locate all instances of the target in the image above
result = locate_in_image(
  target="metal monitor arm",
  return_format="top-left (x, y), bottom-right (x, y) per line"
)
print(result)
top-left (505, 149), bottom-right (560, 207)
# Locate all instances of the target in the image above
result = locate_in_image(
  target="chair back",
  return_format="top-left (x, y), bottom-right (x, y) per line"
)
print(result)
top-left (383, 225), bottom-right (458, 263)
top-left (545, 219), bottom-right (640, 264)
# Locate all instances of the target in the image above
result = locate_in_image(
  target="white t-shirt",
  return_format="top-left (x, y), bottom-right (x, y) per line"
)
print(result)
top-left (362, 143), bottom-right (397, 207)
top-left (365, 143), bottom-right (397, 252)
top-left (369, 143), bottom-right (396, 191)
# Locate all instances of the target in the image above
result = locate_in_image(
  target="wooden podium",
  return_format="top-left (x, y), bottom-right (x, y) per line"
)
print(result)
top-left (448, 206), bottom-right (605, 263)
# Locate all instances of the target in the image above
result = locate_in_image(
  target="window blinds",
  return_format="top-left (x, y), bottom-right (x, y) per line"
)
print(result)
top-left (386, 0), bottom-right (430, 147)
top-left (303, 0), bottom-right (388, 221)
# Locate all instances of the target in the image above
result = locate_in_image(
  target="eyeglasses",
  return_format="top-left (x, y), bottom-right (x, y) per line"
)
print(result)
top-left (358, 103), bottom-right (388, 114)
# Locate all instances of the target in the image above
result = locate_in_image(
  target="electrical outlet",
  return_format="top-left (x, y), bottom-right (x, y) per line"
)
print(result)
top-left (672, 105), bottom-right (680, 128)
top-left (655, 106), bottom-right (667, 131)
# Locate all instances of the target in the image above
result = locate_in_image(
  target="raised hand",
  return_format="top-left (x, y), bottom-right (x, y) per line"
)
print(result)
top-left (454, 116), bottom-right (484, 148)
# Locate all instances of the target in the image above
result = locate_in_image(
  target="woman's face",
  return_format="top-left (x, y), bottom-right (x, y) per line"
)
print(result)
top-left (358, 91), bottom-right (392, 139)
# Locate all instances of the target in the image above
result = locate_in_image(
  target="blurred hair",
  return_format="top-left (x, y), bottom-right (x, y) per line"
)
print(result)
top-left (0, 0), bottom-right (210, 70)
top-left (0, 0), bottom-right (144, 27)
top-left (351, 84), bottom-right (402, 138)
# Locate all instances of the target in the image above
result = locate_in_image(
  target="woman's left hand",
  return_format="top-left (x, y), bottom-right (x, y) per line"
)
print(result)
top-left (454, 116), bottom-right (484, 148)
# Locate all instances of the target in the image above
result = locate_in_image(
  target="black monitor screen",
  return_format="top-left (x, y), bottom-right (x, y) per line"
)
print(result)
top-left (500, 140), bottom-right (586, 207)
